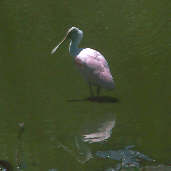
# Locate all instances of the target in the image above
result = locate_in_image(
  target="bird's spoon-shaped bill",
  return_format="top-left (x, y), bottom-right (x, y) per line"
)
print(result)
top-left (51, 33), bottom-right (69, 54)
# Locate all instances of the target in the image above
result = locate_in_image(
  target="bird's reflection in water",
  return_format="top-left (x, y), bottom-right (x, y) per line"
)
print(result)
top-left (57, 113), bottom-right (115, 163)
top-left (57, 137), bottom-right (92, 164)
top-left (82, 120), bottom-right (115, 143)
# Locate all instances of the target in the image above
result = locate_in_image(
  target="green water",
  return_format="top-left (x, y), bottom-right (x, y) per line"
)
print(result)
top-left (0, 0), bottom-right (171, 170)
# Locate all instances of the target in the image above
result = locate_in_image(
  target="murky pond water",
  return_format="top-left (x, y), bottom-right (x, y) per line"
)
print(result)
top-left (0, 0), bottom-right (171, 170)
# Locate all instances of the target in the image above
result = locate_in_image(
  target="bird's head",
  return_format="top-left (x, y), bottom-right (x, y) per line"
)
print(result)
top-left (51, 26), bottom-right (83, 54)
top-left (67, 27), bottom-right (83, 41)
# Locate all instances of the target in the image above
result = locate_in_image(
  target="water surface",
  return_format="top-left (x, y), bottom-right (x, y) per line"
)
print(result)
top-left (0, 0), bottom-right (170, 170)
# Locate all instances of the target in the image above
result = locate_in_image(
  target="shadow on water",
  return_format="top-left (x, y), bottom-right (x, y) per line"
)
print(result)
top-left (67, 96), bottom-right (119, 103)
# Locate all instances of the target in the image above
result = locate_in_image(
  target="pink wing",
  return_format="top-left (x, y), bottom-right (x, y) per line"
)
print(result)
top-left (76, 48), bottom-right (109, 70)
top-left (75, 48), bottom-right (114, 89)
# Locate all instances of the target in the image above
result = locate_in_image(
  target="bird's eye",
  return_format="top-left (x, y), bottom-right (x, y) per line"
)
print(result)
top-left (72, 29), bottom-right (78, 33)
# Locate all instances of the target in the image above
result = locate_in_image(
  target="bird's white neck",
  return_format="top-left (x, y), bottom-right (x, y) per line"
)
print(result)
top-left (69, 32), bottom-right (83, 57)
top-left (69, 40), bottom-right (79, 57)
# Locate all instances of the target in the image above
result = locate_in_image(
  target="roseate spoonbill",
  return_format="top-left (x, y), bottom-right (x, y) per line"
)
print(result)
top-left (51, 27), bottom-right (114, 97)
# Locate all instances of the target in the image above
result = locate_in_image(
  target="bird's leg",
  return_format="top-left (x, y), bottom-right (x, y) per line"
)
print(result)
top-left (89, 83), bottom-right (94, 98)
top-left (96, 86), bottom-right (101, 97)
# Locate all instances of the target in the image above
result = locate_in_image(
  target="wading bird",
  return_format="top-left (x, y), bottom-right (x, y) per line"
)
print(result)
top-left (51, 27), bottom-right (114, 97)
